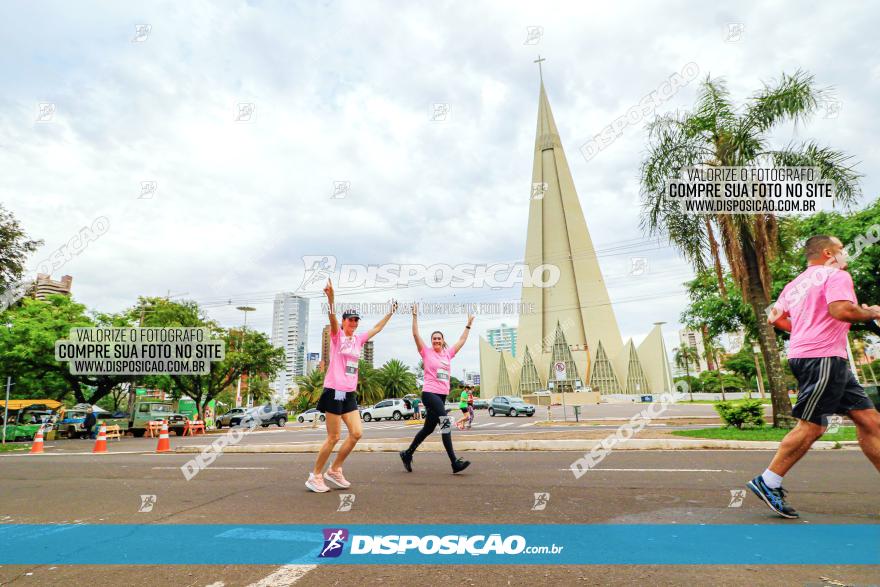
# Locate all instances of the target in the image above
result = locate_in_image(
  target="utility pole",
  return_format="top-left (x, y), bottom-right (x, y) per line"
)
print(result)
top-left (752, 344), bottom-right (766, 400)
top-left (3, 377), bottom-right (11, 445)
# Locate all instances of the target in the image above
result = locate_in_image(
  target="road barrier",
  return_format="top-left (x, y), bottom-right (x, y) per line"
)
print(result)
top-left (29, 426), bottom-right (45, 454)
top-left (156, 421), bottom-right (170, 453)
top-left (184, 420), bottom-right (206, 436)
top-left (104, 424), bottom-right (122, 440)
top-left (93, 425), bottom-right (108, 453)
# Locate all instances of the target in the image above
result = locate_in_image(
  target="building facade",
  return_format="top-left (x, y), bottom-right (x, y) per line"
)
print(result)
top-left (32, 274), bottom-right (73, 299)
top-left (270, 293), bottom-right (310, 400)
top-left (486, 323), bottom-right (517, 358)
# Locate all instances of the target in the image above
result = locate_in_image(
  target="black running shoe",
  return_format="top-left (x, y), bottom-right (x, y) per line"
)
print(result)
top-left (399, 450), bottom-right (413, 472)
top-left (451, 458), bottom-right (470, 474)
top-left (747, 475), bottom-right (799, 519)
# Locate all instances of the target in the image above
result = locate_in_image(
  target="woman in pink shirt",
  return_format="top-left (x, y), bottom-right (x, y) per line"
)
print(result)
top-left (306, 279), bottom-right (397, 493)
top-left (400, 304), bottom-right (474, 474)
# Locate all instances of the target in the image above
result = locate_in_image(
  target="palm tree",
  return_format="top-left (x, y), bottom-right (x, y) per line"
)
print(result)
top-left (702, 335), bottom-right (727, 401)
top-left (378, 359), bottom-right (417, 398)
top-left (356, 360), bottom-right (384, 406)
top-left (673, 343), bottom-right (699, 401)
top-left (641, 71), bottom-right (861, 426)
top-left (294, 369), bottom-right (325, 408)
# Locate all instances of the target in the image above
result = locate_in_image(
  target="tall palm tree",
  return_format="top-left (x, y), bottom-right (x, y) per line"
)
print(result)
top-left (378, 359), bottom-right (417, 398)
top-left (702, 335), bottom-right (727, 401)
top-left (673, 343), bottom-right (699, 401)
top-left (641, 71), bottom-right (861, 426)
top-left (295, 369), bottom-right (325, 408)
top-left (356, 360), bottom-right (384, 406)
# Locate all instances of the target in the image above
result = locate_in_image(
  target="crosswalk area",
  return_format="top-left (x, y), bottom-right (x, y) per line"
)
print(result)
top-left (287, 419), bottom-right (540, 431)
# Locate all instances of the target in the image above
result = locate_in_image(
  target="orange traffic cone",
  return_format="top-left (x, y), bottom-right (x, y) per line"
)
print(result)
top-left (30, 425), bottom-right (45, 454)
top-left (156, 421), bottom-right (171, 453)
top-left (93, 425), bottom-right (108, 453)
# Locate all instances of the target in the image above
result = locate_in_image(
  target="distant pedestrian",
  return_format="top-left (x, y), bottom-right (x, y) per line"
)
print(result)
top-left (83, 410), bottom-right (97, 439)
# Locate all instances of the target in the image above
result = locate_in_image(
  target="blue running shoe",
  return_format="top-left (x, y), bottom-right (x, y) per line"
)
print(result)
top-left (747, 475), bottom-right (798, 519)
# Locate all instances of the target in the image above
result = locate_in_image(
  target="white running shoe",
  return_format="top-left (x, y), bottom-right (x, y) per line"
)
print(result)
top-left (324, 468), bottom-right (351, 488)
top-left (305, 472), bottom-right (330, 493)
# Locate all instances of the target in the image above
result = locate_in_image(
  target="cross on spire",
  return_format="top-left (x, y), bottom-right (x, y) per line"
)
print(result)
top-left (533, 55), bottom-right (546, 82)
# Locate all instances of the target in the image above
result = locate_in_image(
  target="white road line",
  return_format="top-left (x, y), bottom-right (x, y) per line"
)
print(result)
top-left (496, 423), bottom-right (515, 428)
top-left (151, 467), bottom-right (272, 470)
top-left (518, 422), bottom-right (537, 427)
top-left (247, 564), bottom-right (316, 587)
top-left (558, 468), bottom-right (736, 473)
top-left (470, 423), bottom-right (493, 428)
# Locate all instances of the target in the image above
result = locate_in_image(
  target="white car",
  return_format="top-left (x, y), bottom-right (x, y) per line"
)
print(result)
top-left (361, 399), bottom-right (414, 422)
top-left (296, 408), bottom-right (326, 423)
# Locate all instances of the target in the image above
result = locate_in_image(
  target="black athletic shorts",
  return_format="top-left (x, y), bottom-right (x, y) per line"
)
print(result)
top-left (790, 357), bottom-right (874, 425)
top-left (317, 387), bottom-right (359, 415)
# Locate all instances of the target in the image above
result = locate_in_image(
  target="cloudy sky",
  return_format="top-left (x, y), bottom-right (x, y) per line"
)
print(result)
top-left (3, 0), bottom-right (879, 376)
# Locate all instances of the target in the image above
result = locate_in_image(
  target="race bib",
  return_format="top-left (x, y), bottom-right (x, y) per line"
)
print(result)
top-left (436, 368), bottom-right (449, 381)
top-left (345, 360), bottom-right (359, 376)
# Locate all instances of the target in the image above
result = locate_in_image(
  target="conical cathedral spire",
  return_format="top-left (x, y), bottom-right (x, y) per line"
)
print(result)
top-left (517, 74), bottom-right (626, 387)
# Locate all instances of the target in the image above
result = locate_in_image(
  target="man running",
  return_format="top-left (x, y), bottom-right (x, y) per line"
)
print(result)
top-left (748, 235), bottom-right (880, 518)
top-left (400, 305), bottom-right (473, 474)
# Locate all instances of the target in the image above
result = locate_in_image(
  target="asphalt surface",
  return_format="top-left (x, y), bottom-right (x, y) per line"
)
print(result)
top-left (1, 446), bottom-right (878, 586)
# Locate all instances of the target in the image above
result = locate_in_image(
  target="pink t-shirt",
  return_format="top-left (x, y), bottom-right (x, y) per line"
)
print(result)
top-left (420, 346), bottom-right (457, 395)
top-left (775, 265), bottom-right (857, 359)
top-left (323, 329), bottom-right (370, 392)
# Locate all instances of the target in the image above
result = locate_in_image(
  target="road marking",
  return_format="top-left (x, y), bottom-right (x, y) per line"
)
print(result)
top-left (151, 467), bottom-right (271, 470)
top-left (496, 423), bottom-right (515, 428)
top-left (247, 564), bottom-right (316, 586)
top-left (518, 422), bottom-right (537, 427)
top-left (559, 468), bottom-right (737, 473)
top-left (471, 423), bottom-right (493, 428)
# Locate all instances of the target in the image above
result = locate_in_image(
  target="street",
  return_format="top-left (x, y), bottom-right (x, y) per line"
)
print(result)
top-left (1, 446), bottom-right (877, 586)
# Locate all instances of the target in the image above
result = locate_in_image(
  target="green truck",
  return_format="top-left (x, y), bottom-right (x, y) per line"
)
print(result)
top-left (1, 406), bottom-right (54, 442)
top-left (129, 397), bottom-right (189, 437)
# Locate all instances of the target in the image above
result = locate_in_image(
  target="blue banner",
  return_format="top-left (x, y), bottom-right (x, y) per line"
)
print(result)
top-left (0, 524), bottom-right (877, 565)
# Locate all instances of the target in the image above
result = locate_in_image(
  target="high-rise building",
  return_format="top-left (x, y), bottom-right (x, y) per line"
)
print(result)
top-left (32, 274), bottom-right (73, 299)
top-left (486, 323), bottom-right (517, 358)
top-left (321, 325), bottom-right (331, 372)
top-left (363, 340), bottom-right (374, 369)
top-left (678, 328), bottom-right (709, 373)
top-left (479, 72), bottom-right (673, 398)
top-left (270, 293), bottom-right (309, 400)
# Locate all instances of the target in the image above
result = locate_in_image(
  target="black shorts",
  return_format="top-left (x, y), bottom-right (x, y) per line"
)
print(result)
top-left (790, 357), bottom-right (874, 425)
top-left (317, 387), bottom-right (359, 415)
top-left (460, 407), bottom-right (468, 414)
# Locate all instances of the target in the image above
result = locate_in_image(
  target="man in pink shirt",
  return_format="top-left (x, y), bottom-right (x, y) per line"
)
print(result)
top-left (748, 235), bottom-right (880, 518)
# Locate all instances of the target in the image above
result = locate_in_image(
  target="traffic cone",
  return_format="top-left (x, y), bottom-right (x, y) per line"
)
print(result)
top-left (93, 425), bottom-right (108, 453)
top-left (30, 425), bottom-right (45, 454)
top-left (156, 421), bottom-right (171, 453)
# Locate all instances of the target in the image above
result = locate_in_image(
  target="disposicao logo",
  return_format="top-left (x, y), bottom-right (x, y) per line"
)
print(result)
top-left (319, 528), bottom-right (348, 558)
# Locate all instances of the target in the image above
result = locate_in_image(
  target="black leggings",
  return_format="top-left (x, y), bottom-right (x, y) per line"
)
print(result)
top-left (406, 392), bottom-right (457, 463)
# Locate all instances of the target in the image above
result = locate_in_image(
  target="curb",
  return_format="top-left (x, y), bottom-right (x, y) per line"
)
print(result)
top-left (174, 439), bottom-right (858, 454)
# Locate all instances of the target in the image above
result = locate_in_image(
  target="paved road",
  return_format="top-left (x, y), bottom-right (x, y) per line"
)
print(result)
top-left (1, 448), bottom-right (877, 586)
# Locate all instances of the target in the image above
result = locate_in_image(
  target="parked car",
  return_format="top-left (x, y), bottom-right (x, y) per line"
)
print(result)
top-left (488, 396), bottom-right (536, 417)
top-left (296, 408), bottom-right (325, 423)
top-left (361, 399), bottom-right (414, 421)
top-left (254, 405), bottom-right (287, 427)
top-left (473, 399), bottom-right (489, 410)
top-left (215, 407), bottom-right (249, 428)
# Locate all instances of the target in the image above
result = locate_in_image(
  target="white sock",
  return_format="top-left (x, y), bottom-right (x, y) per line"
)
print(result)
top-left (761, 469), bottom-right (783, 489)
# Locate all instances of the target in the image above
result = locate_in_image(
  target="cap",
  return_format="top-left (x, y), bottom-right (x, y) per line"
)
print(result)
top-left (341, 309), bottom-right (360, 320)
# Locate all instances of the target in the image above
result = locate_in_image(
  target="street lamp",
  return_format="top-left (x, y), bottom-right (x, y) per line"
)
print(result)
top-left (235, 306), bottom-right (256, 408)
top-left (752, 343), bottom-right (766, 400)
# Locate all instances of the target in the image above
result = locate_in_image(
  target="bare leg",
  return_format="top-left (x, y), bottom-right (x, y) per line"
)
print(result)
top-left (849, 408), bottom-right (880, 473)
top-left (766, 419), bottom-right (825, 477)
top-left (313, 413), bottom-right (341, 476)
top-left (330, 410), bottom-right (363, 471)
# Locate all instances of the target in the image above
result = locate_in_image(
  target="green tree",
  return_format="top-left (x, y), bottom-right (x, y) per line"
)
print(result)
top-left (641, 70), bottom-right (861, 426)
top-left (673, 343), bottom-right (699, 400)
top-left (377, 359), bottom-right (416, 398)
top-left (699, 370), bottom-right (747, 393)
top-left (356, 360), bottom-right (384, 406)
top-left (295, 369), bottom-right (326, 408)
top-left (247, 375), bottom-right (273, 405)
top-left (0, 204), bottom-right (42, 295)
top-left (0, 295), bottom-right (131, 404)
top-left (702, 334), bottom-right (728, 400)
